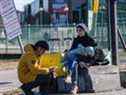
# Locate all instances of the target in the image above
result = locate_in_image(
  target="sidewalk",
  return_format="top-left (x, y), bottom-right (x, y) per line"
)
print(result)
top-left (0, 50), bottom-right (126, 94)
top-left (1, 89), bottom-right (126, 95)
top-left (0, 66), bottom-right (123, 95)
top-left (0, 69), bottom-right (21, 93)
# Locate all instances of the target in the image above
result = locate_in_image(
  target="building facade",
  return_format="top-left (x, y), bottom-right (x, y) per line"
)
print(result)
top-left (23, 0), bottom-right (72, 25)
top-left (23, 0), bottom-right (126, 26)
top-left (23, 0), bottom-right (93, 25)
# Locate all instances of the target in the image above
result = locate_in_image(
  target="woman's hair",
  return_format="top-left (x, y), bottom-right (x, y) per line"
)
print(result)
top-left (34, 40), bottom-right (49, 50)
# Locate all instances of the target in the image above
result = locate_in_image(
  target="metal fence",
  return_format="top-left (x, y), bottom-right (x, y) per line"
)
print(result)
top-left (0, 25), bottom-right (76, 53)
top-left (0, 22), bottom-right (126, 54)
top-left (0, 15), bottom-right (126, 54)
top-left (21, 25), bottom-right (76, 52)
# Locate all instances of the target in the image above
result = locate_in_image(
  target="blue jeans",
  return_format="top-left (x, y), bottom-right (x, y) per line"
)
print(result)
top-left (63, 45), bottom-right (94, 91)
top-left (21, 74), bottom-right (50, 95)
top-left (64, 45), bottom-right (95, 70)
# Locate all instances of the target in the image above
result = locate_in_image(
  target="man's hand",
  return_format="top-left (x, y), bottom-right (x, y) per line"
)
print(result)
top-left (49, 67), bottom-right (57, 78)
top-left (49, 67), bottom-right (56, 73)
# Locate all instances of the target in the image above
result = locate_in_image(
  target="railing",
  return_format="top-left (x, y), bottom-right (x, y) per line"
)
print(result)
top-left (0, 25), bottom-right (76, 53)
top-left (0, 22), bottom-right (126, 54)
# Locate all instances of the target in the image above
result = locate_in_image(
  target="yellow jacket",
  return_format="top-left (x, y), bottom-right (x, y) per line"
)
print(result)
top-left (39, 52), bottom-right (67, 77)
top-left (18, 44), bottom-right (49, 84)
top-left (18, 44), bottom-right (67, 84)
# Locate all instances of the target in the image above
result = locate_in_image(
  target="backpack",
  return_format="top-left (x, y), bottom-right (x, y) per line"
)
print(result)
top-left (94, 48), bottom-right (105, 62)
top-left (94, 48), bottom-right (109, 65)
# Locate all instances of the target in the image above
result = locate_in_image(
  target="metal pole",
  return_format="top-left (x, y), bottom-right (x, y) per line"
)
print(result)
top-left (40, 8), bottom-right (43, 25)
top-left (41, 11), bottom-right (42, 25)
top-left (17, 36), bottom-right (24, 54)
top-left (28, 24), bottom-right (30, 42)
top-left (118, 29), bottom-right (126, 50)
top-left (93, 13), bottom-right (97, 38)
top-left (106, 0), bottom-right (111, 51)
top-left (5, 35), bottom-right (8, 54)
top-left (4, 29), bottom-right (8, 54)
top-left (110, 0), bottom-right (118, 65)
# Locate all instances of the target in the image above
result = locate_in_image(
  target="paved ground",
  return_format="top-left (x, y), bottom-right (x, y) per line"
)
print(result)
top-left (0, 67), bottom-right (124, 95)
top-left (0, 69), bottom-right (21, 93)
top-left (0, 51), bottom-right (126, 94)
top-left (1, 89), bottom-right (126, 95)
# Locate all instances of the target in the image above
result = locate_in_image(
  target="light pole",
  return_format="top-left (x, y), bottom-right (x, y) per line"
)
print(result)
top-left (106, 0), bottom-right (111, 51)
top-left (109, 0), bottom-right (118, 65)
top-left (64, 4), bottom-right (69, 25)
top-left (39, 7), bottom-right (44, 25)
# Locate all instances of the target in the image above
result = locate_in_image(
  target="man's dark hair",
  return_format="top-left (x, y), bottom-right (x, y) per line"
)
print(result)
top-left (34, 40), bottom-right (49, 50)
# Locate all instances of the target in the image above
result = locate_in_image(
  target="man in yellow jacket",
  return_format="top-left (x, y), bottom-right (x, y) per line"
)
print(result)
top-left (18, 40), bottom-right (55, 95)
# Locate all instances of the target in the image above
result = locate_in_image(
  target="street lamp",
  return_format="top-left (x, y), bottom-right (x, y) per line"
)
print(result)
top-left (64, 4), bottom-right (69, 25)
top-left (39, 7), bottom-right (44, 25)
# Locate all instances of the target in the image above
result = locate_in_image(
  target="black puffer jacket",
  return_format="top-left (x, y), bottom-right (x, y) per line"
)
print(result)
top-left (70, 34), bottom-right (97, 50)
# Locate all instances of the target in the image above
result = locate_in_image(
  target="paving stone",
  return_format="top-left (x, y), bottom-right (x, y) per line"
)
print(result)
top-left (89, 65), bottom-right (121, 92)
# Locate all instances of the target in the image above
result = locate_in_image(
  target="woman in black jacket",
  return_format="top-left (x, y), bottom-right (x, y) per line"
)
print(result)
top-left (64, 23), bottom-right (96, 94)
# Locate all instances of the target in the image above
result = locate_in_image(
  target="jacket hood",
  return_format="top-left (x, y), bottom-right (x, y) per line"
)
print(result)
top-left (24, 44), bottom-right (34, 54)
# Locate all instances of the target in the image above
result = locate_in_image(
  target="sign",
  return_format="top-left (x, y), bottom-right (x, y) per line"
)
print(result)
top-left (0, 0), bottom-right (22, 40)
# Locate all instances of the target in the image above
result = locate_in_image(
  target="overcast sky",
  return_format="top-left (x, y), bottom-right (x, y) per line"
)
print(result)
top-left (14, 0), bottom-right (34, 11)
